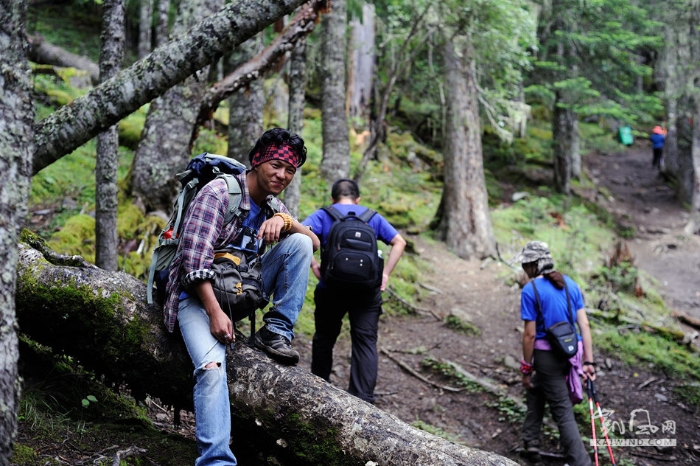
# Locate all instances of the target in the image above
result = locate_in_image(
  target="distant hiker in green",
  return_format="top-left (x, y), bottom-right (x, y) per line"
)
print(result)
top-left (514, 241), bottom-right (596, 466)
top-left (302, 179), bottom-right (406, 404)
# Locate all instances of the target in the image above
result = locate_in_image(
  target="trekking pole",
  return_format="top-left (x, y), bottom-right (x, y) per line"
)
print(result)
top-left (586, 379), bottom-right (599, 466)
top-left (588, 379), bottom-right (617, 466)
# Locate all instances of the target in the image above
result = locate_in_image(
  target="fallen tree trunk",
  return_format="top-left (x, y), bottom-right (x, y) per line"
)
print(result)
top-left (27, 35), bottom-right (100, 85)
top-left (15, 239), bottom-right (516, 465)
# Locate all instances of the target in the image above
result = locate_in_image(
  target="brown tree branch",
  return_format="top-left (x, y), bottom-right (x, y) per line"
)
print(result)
top-left (195, 1), bottom-right (320, 130)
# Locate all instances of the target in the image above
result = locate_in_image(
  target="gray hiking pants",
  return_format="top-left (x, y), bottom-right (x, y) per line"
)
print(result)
top-left (523, 349), bottom-right (591, 466)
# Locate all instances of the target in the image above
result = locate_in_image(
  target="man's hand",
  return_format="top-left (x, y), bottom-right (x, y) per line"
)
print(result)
top-left (257, 216), bottom-right (286, 244)
top-left (522, 373), bottom-right (534, 390)
top-left (209, 308), bottom-right (234, 344)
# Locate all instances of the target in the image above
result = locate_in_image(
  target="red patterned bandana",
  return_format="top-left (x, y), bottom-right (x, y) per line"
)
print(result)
top-left (251, 144), bottom-right (300, 168)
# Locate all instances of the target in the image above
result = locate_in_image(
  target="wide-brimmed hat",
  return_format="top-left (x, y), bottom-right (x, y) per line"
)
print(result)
top-left (652, 126), bottom-right (664, 135)
top-left (513, 241), bottom-right (552, 264)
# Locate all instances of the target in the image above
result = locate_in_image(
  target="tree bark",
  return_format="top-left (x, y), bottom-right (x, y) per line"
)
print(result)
top-left (688, 97), bottom-right (700, 234)
top-left (319, 0), bottom-right (350, 183)
top-left (95, 0), bottom-right (125, 272)
top-left (138, 0), bottom-right (153, 59)
top-left (347, 3), bottom-right (374, 121)
top-left (552, 90), bottom-right (573, 195)
top-left (130, 0), bottom-right (224, 213)
top-left (15, 242), bottom-right (516, 466)
top-left (437, 39), bottom-right (496, 260)
top-left (27, 35), bottom-right (100, 85)
top-left (154, 0), bottom-right (170, 47)
top-left (195, 2), bottom-right (319, 132)
top-left (225, 33), bottom-right (265, 165)
top-left (284, 33), bottom-right (308, 218)
top-left (0, 0), bottom-right (35, 461)
top-left (32, 0), bottom-right (312, 176)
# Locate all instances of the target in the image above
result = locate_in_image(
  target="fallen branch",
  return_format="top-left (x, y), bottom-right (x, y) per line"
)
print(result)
top-left (385, 286), bottom-right (442, 321)
top-left (672, 311), bottom-right (700, 330)
top-left (27, 35), bottom-right (100, 84)
top-left (196, 1), bottom-right (319, 128)
top-left (380, 347), bottom-right (463, 393)
top-left (112, 447), bottom-right (147, 466)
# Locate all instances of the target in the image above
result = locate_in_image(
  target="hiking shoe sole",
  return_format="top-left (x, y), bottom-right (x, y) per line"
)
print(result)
top-left (254, 330), bottom-right (300, 365)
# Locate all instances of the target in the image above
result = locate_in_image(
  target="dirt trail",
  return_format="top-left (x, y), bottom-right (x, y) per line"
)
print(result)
top-left (586, 145), bottom-right (700, 319)
top-left (311, 143), bottom-right (700, 465)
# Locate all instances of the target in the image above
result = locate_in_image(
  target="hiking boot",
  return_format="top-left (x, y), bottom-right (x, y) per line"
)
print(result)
top-left (254, 326), bottom-right (299, 365)
top-left (523, 447), bottom-right (543, 465)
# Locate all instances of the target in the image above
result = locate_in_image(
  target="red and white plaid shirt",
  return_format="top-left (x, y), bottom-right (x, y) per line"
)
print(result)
top-left (162, 173), bottom-right (290, 332)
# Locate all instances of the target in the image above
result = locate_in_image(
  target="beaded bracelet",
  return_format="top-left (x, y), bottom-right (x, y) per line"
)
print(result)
top-left (520, 359), bottom-right (533, 375)
top-left (273, 212), bottom-right (293, 232)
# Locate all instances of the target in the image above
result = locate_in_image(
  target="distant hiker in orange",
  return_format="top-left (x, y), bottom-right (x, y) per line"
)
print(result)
top-left (650, 125), bottom-right (666, 170)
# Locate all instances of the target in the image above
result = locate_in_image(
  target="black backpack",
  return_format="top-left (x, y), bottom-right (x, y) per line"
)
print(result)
top-left (320, 206), bottom-right (384, 290)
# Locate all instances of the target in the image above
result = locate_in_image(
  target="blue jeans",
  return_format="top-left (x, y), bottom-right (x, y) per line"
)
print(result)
top-left (177, 233), bottom-right (312, 464)
top-left (260, 233), bottom-right (313, 341)
top-left (178, 298), bottom-right (237, 466)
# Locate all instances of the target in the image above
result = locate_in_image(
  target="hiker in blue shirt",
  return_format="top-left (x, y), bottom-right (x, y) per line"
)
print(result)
top-left (514, 241), bottom-right (596, 466)
top-left (302, 179), bottom-right (406, 404)
top-left (650, 125), bottom-right (666, 170)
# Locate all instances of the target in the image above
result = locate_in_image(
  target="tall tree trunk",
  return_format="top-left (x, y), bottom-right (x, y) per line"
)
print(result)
top-left (437, 40), bottom-right (496, 260)
top-left (138, 0), bottom-right (153, 59)
top-left (552, 91), bottom-right (573, 195)
top-left (665, 99), bottom-right (679, 174)
top-left (130, 0), bottom-right (223, 213)
top-left (0, 0), bottom-right (34, 461)
top-left (225, 33), bottom-right (265, 165)
top-left (32, 0), bottom-right (311, 176)
top-left (284, 35), bottom-right (308, 218)
top-left (687, 97), bottom-right (700, 234)
top-left (95, 0), bottom-right (125, 271)
top-left (15, 243), bottom-right (517, 466)
top-left (319, 0), bottom-right (350, 183)
top-left (154, 0), bottom-right (170, 47)
top-left (569, 117), bottom-right (581, 180)
top-left (347, 3), bottom-right (374, 121)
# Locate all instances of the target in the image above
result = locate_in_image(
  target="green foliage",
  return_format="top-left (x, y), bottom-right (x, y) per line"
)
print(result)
top-left (412, 419), bottom-right (462, 443)
top-left (485, 396), bottom-right (526, 424)
top-left (444, 315), bottom-right (481, 336)
top-left (530, 0), bottom-right (664, 126)
top-left (596, 328), bottom-right (700, 380)
top-left (673, 383), bottom-right (700, 410)
top-left (593, 262), bottom-right (638, 294)
top-left (421, 357), bottom-right (482, 392)
top-left (192, 127), bottom-right (228, 156)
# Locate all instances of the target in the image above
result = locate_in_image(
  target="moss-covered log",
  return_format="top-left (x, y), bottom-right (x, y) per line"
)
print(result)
top-left (16, 241), bottom-right (516, 466)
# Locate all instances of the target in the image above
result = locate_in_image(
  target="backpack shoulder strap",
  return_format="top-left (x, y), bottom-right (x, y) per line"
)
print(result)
top-left (358, 208), bottom-right (377, 223)
top-left (530, 279), bottom-right (543, 318)
top-left (219, 174), bottom-right (242, 225)
top-left (322, 205), bottom-right (344, 222)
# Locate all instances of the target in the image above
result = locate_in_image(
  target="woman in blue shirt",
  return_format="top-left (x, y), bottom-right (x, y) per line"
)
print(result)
top-left (515, 241), bottom-right (596, 466)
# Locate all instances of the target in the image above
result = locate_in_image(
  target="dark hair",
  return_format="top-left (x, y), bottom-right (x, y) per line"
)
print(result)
top-left (543, 271), bottom-right (566, 289)
top-left (248, 127), bottom-right (307, 167)
top-left (331, 178), bottom-right (360, 200)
